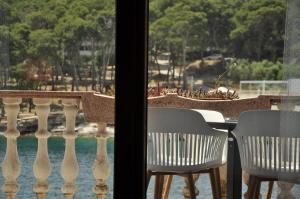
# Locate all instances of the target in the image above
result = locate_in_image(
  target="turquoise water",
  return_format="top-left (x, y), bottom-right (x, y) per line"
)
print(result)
top-left (0, 136), bottom-right (114, 199)
top-left (0, 136), bottom-right (299, 199)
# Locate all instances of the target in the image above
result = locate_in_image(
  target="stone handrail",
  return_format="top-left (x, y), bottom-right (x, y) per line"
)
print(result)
top-left (0, 91), bottom-right (298, 199)
top-left (149, 94), bottom-right (276, 118)
top-left (0, 91), bottom-right (114, 123)
top-left (0, 91), bottom-right (296, 121)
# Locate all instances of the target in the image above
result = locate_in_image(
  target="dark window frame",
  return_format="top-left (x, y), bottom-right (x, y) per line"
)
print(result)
top-left (114, 0), bottom-right (149, 198)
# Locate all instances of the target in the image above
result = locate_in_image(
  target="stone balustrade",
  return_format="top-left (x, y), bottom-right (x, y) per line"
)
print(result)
top-left (0, 91), bottom-right (299, 198)
top-left (0, 91), bottom-right (114, 199)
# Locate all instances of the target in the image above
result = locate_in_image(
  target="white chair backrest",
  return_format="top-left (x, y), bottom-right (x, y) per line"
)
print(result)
top-left (192, 109), bottom-right (225, 123)
top-left (148, 107), bottom-right (216, 135)
top-left (234, 110), bottom-right (300, 178)
top-left (147, 108), bottom-right (227, 168)
top-left (235, 110), bottom-right (300, 137)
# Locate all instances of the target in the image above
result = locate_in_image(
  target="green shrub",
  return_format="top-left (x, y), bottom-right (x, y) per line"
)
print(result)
top-left (226, 59), bottom-right (283, 84)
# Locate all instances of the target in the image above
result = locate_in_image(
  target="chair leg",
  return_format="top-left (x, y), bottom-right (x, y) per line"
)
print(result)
top-left (247, 175), bottom-right (256, 199)
top-left (209, 168), bottom-right (222, 199)
top-left (209, 169), bottom-right (218, 199)
top-left (162, 175), bottom-right (173, 199)
top-left (154, 175), bottom-right (160, 199)
top-left (213, 168), bottom-right (222, 199)
top-left (266, 181), bottom-right (274, 199)
top-left (186, 174), bottom-right (196, 199)
top-left (253, 177), bottom-right (261, 199)
top-left (154, 175), bottom-right (165, 199)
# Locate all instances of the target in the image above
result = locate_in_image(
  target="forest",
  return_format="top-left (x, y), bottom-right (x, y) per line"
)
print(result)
top-left (0, 0), bottom-right (286, 91)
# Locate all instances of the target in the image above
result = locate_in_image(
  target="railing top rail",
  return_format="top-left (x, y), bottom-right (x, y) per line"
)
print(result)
top-left (0, 91), bottom-right (115, 123)
top-left (0, 91), bottom-right (299, 123)
top-left (0, 90), bottom-right (95, 98)
top-left (240, 80), bottom-right (288, 84)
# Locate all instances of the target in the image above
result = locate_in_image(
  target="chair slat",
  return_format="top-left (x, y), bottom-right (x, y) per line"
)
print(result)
top-left (279, 137), bottom-right (282, 172)
top-left (263, 136), bottom-right (267, 169)
top-left (197, 135), bottom-right (201, 164)
top-left (189, 134), bottom-right (193, 166)
top-left (295, 138), bottom-right (298, 173)
top-left (269, 136), bottom-right (272, 170)
top-left (193, 134), bottom-right (197, 165)
top-left (185, 134), bottom-right (188, 166)
top-left (289, 138), bottom-right (292, 172)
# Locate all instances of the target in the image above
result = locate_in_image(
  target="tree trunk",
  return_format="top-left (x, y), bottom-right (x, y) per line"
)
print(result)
top-left (59, 42), bottom-right (68, 90)
top-left (51, 65), bottom-right (55, 91)
top-left (98, 47), bottom-right (106, 91)
top-left (101, 46), bottom-right (108, 92)
top-left (170, 50), bottom-right (176, 81)
top-left (4, 66), bottom-right (8, 88)
top-left (58, 64), bottom-right (67, 91)
top-left (155, 56), bottom-right (161, 76)
top-left (0, 69), bottom-right (3, 88)
top-left (74, 65), bottom-right (79, 91)
top-left (212, 24), bottom-right (219, 49)
top-left (103, 41), bottom-right (114, 91)
top-left (55, 65), bottom-right (59, 81)
top-left (178, 40), bottom-right (187, 86)
top-left (98, 64), bottom-right (102, 92)
top-left (153, 48), bottom-right (161, 75)
top-left (91, 48), bottom-right (97, 90)
top-left (71, 57), bottom-right (79, 91)
top-left (166, 65), bottom-right (170, 86)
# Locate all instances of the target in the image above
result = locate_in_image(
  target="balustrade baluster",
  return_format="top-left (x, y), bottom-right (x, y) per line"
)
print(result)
top-left (93, 122), bottom-right (110, 199)
top-left (277, 182), bottom-right (295, 199)
top-left (1, 98), bottom-right (21, 199)
top-left (33, 98), bottom-right (52, 199)
top-left (60, 99), bottom-right (79, 199)
top-left (182, 174), bottom-right (200, 199)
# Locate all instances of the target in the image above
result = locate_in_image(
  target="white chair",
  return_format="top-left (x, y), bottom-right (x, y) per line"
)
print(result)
top-left (234, 110), bottom-right (300, 199)
top-left (147, 107), bottom-right (227, 199)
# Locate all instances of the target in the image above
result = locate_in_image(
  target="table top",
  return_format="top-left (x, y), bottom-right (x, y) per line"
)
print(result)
top-left (207, 121), bottom-right (237, 131)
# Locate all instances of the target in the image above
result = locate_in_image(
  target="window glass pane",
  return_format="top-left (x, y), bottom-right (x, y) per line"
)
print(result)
top-left (278, 0), bottom-right (300, 188)
top-left (0, 0), bottom-right (115, 198)
top-left (148, 0), bottom-right (286, 100)
top-left (147, 0), bottom-right (300, 198)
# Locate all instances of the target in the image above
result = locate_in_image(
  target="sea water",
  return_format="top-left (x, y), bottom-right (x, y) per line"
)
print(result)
top-left (0, 136), bottom-right (299, 199)
top-left (0, 136), bottom-right (114, 199)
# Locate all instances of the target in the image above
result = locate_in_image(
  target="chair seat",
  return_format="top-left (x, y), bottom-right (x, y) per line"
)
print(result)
top-left (148, 159), bottom-right (222, 173)
top-left (245, 159), bottom-right (300, 181)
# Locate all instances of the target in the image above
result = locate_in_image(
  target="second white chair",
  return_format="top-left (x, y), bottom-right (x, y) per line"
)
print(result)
top-left (234, 110), bottom-right (300, 199)
top-left (147, 107), bottom-right (227, 199)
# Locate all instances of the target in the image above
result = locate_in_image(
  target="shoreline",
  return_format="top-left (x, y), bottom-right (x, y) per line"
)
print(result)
top-left (0, 129), bottom-right (115, 138)
top-left (0, 133), bottom-right (100, 138)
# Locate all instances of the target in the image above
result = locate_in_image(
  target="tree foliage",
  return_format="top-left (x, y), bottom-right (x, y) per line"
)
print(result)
top-left (230, 0), bottom-right (285, 61)
top-left (150, 0), bottom-right (286, 62)
top-left (0, 0), bottom-right (287, 90)
top-left (0, 0), bottom-right (115, 91)
top-left (148, 0), bottom-right (286, 85)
